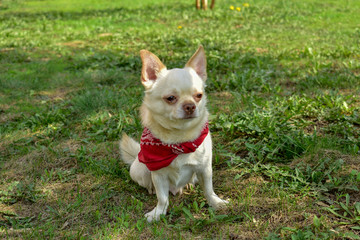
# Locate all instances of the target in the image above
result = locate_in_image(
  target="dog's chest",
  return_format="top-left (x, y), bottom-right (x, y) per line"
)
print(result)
top-left (172, 133), bottom-right (210, 167)
top-left (166, 134), bottom-right (212, 186)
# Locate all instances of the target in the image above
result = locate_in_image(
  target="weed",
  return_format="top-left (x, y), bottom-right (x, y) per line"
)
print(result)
top-left (325, 194), bottom-right (360, 229)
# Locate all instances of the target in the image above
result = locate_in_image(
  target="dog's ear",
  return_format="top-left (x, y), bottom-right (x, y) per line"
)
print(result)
top-left (140, 50), bottom-right (166, 89)
top-left (185, 45), bottom-right (207, 81)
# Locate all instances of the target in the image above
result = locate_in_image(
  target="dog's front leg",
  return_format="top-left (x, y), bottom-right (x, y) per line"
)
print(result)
top-left (145, 172), bottom-right (169, 222)
top-left (198, 167), bottom-right (228, 209)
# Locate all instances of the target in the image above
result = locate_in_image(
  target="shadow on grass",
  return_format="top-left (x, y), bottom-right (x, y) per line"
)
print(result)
top-left (1, 41), bottom-right (358, 159)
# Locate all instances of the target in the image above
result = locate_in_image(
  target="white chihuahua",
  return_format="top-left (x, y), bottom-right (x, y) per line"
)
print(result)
top-left (120, 46), bottom-right (228, 222)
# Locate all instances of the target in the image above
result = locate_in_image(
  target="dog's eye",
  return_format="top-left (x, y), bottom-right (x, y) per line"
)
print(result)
top-left (194, 93), bottom-right (203, 101)
top-left (164, 95), bottom-right (177, 104)
top-left (167, 96), bottom-right (176, 102)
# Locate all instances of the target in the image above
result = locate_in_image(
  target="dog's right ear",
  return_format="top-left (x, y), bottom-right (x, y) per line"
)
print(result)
top-left (140, 50), bottom-right (166, 89)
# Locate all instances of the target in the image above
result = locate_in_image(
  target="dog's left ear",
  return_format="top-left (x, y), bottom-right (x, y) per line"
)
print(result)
top-left (185, 45), bottom-right (207, 81)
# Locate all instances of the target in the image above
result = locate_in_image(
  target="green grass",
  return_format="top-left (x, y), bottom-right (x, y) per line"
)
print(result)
top-left (1, 0), bottom-right (360, 238)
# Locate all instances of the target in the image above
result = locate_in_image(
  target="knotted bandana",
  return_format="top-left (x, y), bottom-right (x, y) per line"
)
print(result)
top-left (138, 123), bottom-right (209, 171)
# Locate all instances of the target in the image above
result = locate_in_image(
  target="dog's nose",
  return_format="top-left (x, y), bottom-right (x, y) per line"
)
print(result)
top-left (183, 103), bottom-right (196, 115)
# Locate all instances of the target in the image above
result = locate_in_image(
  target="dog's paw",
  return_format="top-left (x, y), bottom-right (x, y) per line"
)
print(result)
top-left (211, 197), bottom-right (229, 210)
top-left (145, 208), bottom-right (165, 222)
top-left (147, 186), bottom-right (155, 195)
top-left (170, 185), bottom-right (183, 196)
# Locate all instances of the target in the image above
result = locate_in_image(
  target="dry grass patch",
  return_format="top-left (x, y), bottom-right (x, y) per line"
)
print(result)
top-left (0, 112), bottom-right (22, 124)
top-left (34, 88), bottom-right (70, 102)
top-left (209, 91), bottom-right (238, 113)
top-left (291, 149), bottom-right (360, 172)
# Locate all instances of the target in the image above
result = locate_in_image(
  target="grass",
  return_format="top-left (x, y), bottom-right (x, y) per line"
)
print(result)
top-left (0, 0), bottom-right (360, 238)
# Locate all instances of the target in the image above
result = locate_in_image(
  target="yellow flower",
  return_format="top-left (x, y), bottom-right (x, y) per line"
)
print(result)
top-left (236, 7), bottom-right (241, 11)
top-left (243, 3), bottom-right (250, 7)
top-left (230, 5), bottom-right (235, 10)
top-left (177, 25), bottom-right (183, 29)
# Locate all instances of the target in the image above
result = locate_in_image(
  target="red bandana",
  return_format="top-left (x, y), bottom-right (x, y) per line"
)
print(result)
top-left (138, 123), bottom-right (209, 171)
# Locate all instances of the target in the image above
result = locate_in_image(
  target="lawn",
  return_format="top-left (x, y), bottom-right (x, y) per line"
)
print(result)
top-left (1, 0), bottom-right (360, 239)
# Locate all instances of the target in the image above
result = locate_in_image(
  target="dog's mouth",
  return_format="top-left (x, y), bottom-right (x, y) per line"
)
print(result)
top-left (180, 110), bottom-right (200, 120)
top-left (181, 115), bottom-right (197, 120)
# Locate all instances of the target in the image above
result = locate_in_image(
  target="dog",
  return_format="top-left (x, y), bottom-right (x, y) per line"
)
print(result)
top-left (120, 46), bottom-right (228, 222)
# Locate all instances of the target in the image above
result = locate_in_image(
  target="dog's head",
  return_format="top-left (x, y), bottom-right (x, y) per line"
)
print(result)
top-left (139, 46), bottom-right (207, 126)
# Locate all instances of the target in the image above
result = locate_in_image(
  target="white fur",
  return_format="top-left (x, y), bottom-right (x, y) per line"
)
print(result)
top-left (120, 134), bottom-right (154, 194)
top-left (120, 46), bottom-right (228, 222)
